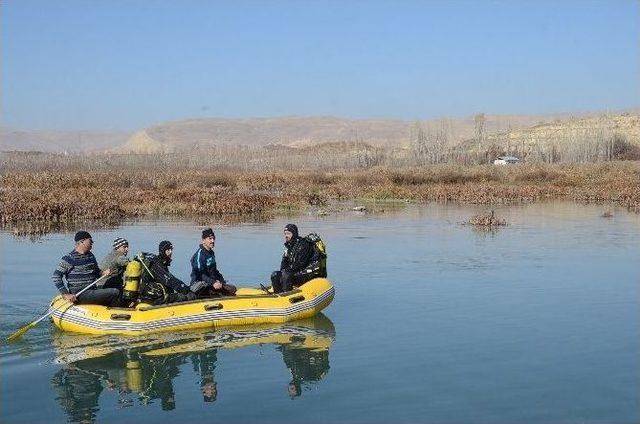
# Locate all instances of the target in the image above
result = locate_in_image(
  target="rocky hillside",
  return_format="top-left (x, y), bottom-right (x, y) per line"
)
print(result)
top-left (457, 113), bottom-right (640, 161)
top-left (499, 114), bottom-right (640, 146)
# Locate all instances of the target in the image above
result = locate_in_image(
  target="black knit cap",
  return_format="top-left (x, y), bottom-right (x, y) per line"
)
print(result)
top-left (158, 240), bottom-right (173, 254)
top-left (202, 228), bottom-right (215, 239)
top-left (74, 230), bottom-right (92, 242)
top-left (284, 224), bottom-right (299, 239)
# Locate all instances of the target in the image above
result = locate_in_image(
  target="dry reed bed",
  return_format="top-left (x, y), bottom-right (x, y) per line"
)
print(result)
top-left (1, 162), bottom-right (638, 234)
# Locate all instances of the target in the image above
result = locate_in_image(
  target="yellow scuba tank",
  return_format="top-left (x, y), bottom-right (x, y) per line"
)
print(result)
top-left (125, 359), bottom-right (143, 392)
top-left (123, 260), bottom-right (142, 301)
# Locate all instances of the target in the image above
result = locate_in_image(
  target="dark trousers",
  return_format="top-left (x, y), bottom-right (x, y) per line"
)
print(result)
top-left (77, 288), bottom-right (121, 306)
top-left (271, 271), bottom-right (309, 294)
top-left (194, 283), bottom-right (237, 298)
top-left (102, 277), bottom-right (123, 290)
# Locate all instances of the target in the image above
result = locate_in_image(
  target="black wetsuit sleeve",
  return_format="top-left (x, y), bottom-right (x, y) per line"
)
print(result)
top-left (166, 273), bottom-right (190, 294)
top-left (287, 240), bottom-right (313, 273)
top-left (151, 262), bottom-right (190, 294)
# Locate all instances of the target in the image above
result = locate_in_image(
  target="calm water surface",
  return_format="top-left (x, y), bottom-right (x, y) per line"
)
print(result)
top-left (1, 202), bottom-right (638, 424)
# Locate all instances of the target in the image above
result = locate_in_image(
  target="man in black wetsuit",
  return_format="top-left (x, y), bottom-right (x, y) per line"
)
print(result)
top-left (138, 241), bottom-right (195, 305)
top-left (271, 224), bottom-right (319, 293)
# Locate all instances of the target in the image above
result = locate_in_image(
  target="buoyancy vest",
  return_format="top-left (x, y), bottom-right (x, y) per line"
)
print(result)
top-left (303, 233), bottom-right (327, 278)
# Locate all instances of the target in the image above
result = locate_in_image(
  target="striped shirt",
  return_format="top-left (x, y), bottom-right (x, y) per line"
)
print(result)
top-left (52, 250), bottom-right (101, 294)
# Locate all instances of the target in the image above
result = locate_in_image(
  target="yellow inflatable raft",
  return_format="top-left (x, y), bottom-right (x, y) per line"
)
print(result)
top-left (50, 278), bottom-right (334, 336)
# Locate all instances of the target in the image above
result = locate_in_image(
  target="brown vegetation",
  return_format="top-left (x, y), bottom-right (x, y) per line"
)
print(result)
top-left (1, 153), bottom-right (638, 235)
top-left (467, 210), bottom-right (507, 228)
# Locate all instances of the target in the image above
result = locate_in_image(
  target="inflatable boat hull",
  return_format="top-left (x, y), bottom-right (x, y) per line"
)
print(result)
top-left (50, 278), bottom-right (334, 336)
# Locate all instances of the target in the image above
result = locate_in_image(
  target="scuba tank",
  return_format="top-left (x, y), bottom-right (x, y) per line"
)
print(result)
top-left (123, 260), bottom-right (142, 301)
top-left (125, 352), bottom-right (143, 393)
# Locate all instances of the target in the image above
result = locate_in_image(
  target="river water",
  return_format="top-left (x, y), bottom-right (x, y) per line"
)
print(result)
top-left (1, 202), bottom-right (638, 424)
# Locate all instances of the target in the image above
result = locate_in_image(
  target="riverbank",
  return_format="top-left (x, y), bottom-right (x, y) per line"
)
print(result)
top-left (1, 161), bottom-right (638, 235)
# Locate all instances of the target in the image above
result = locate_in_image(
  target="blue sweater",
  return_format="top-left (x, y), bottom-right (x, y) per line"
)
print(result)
top-left (52, 250), bottom-right (101, 294)
top-left (190, 245), bottom-right (225, 285)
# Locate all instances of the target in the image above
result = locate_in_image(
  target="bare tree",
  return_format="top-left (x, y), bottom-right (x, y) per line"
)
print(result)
top-left (474, 113), bottom-right (486, 147)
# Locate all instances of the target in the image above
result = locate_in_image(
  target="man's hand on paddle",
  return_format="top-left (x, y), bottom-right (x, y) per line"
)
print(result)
top-left (63, 294), bottom-right (77, 303)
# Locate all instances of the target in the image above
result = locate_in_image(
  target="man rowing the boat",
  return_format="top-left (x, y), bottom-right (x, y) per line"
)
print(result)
top-left (190, 228), bottom-right (237, 297)
top-left (52, 231), bottom-right (119, 306)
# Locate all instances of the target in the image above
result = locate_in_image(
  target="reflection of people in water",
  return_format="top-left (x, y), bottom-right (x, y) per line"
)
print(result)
top-left (52, 366), bottom-right (104, 424)
top-left (191, 349), bottom-right (218, 402)
top-left (277, 336), bottom-right (331, 399)
top-left (51, 313), bottom-right (335, 419)
top-left (51, 348), bottom-right (186, 422)
top-left (136, 352), bottom-right (186, 410)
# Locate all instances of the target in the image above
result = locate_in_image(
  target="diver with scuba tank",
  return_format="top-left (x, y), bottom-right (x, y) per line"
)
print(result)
top-left (131, 241), bottom-right (196, 306)
top-left (271, 224), bottom-right (327, 294)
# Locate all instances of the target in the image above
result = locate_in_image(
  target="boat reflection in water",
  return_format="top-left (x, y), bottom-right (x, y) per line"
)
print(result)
top-left (50, 314), bottom-right (335, 423)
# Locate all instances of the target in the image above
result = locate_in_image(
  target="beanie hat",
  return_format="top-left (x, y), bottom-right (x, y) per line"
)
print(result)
top-left (74, 231), bottom-right (92, 242)
top-left (158, 240), bottom-right (173, 254)
top-left (284, 224), bottom-right (299, 239)
top-left (113, 237), bottom-right (128, 249)
top-left (202, 228), bottom-right (215, 239)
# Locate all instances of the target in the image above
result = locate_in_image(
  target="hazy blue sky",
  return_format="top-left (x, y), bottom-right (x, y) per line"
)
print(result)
top-left (2, 0), bottom-right (638, 131)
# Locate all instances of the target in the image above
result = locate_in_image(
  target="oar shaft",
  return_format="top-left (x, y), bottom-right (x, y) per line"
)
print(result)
top-left (7, 273), bottom-right (109, 341)
top-left (36, 274), bottom-right (108, 321)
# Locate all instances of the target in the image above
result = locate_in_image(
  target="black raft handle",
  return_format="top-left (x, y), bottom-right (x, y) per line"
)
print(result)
top-left (289, 295), bottom-right (305, 304)
top-left (204, 303), bottom-right (223, 311)
top-left (110, 314), bottom-right (131, 321)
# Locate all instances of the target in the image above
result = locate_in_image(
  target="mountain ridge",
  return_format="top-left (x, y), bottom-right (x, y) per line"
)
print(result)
top-left (2, 109), bottom-right (638, 153)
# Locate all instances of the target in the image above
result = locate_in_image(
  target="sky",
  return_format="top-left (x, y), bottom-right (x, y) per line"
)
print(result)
top-left (1, 0), bottom-right (638, 131)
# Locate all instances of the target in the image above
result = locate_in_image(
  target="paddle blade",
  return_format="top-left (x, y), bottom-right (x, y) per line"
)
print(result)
top-left (6, 322), bottom-right (35, 342)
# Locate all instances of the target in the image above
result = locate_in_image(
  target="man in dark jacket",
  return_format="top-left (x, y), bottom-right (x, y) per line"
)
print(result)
top-left (190, 228), bottom-right (237, 297)
top-left (271, 224), bottom-right (318, 293)
top-left (139, 241), bottom-right (195, 305)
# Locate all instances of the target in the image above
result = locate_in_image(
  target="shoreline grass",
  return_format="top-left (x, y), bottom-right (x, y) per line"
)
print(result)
top-left (1, 161), bottom-right (638, 235)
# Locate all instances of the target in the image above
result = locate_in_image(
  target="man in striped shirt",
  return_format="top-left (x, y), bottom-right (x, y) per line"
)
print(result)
top-left (52, 231), bottom-right (119, 306)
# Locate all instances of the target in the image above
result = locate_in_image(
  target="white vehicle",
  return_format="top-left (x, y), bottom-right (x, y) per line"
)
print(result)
top-left (493, 155), bottom-right (520, 165)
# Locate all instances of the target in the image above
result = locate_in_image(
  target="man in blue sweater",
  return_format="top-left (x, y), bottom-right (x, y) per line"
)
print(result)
top-left (190, 228), bottom-right (236, 297)
top-left (52, 231), bottom-right (119, 306)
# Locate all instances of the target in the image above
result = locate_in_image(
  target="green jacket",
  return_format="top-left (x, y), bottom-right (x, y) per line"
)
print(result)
top-left (99, 250), bottom-right (129, 288)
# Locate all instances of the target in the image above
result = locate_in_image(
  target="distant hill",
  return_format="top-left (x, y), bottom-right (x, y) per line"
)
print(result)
top-left (3, 111), bottom-right (638, 155)
top-left (118, 117), bottom-right (415, 153)
top-left (116, 114), bottom-right (587, 154)
top-left (0, 127), bottom-right (129, 153)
